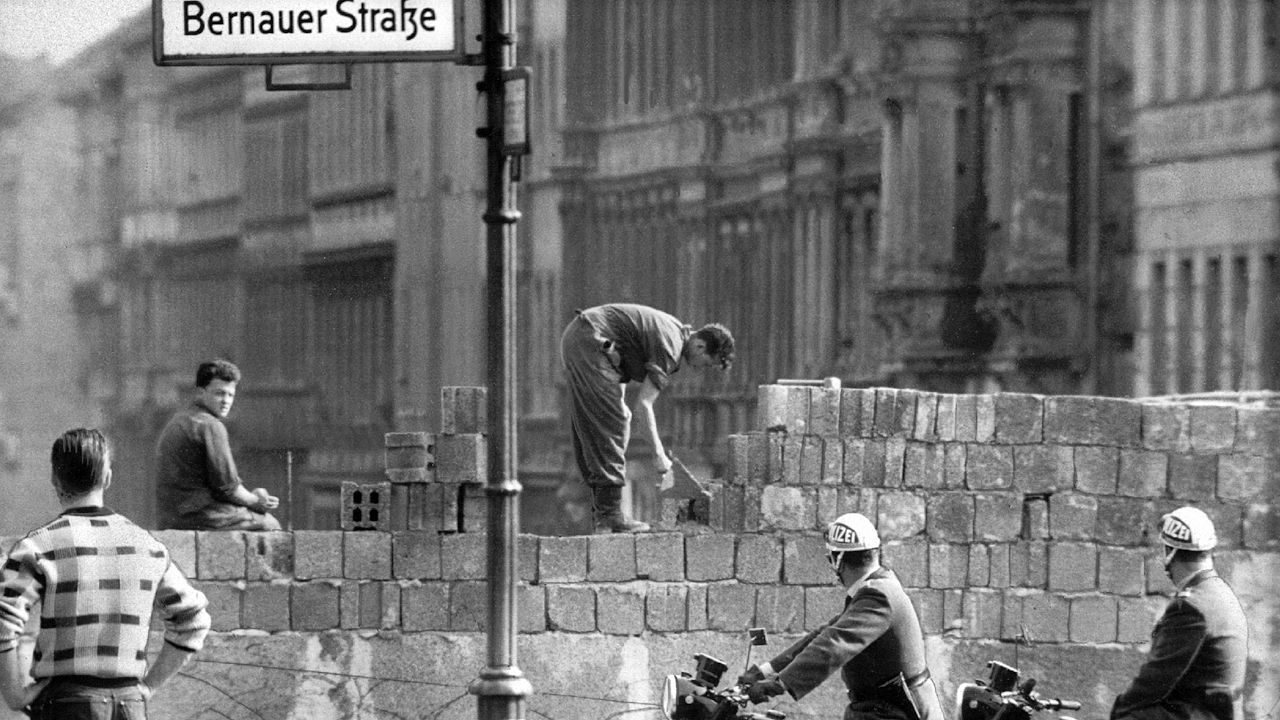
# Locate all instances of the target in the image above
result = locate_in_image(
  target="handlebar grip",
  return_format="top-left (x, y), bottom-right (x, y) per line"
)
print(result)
top-left (1055, 701), bottom-right (1082, 711)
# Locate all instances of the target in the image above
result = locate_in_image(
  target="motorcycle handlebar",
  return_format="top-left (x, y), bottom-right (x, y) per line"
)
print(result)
top-left (1045, 699), bottom-right (1082, 711)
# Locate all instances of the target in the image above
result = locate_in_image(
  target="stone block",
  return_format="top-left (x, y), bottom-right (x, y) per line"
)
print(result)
top-left (519, 534), bottom-right (539, 583)
top-left (934, 395), bottom-right (957, 441)
top-left (436, 434), bottom-right (486, 485)
top-left (687, 585), bottom-right (709, 631)
top-left (926, 492), bottom-right (974, 542)
top-left (393, 531), bottom-right (441, 580)
top-left (380, 582), bottom-right (401, 629)
top-left (1235, 407), bottom-right (1280, 456)
top-left (196, 531), bottom-right (246, 580)
top-left (975, 395), bottom-right (996, 443)
top-left (546, 585), bottom-right (595, 632)
top-left (913, 393), bottom-right (938, 441)
top-left (588, 534), bottom-right (637, 582)
top-left (858, 439), bottom-right (885, 487)
top-left (1025, 496), bottom-right (1049, 540)
top-left (884, 438), bottom-right (907, 487)
top-left (783, 535), bottom-right (830, 585)
top-left (539, 536), bottom-right (588, 582)
top-left (1218, 454), bottom-right (1266, 502)
top-left (1168, 454), bottom-right (1217, 501)
top-left (883, 539), bottom-right (928, 588)
top-left (687, 534), bottom-right (736, 581)
top-left (858, 389), bottom-right (878, 438)
top-left (338, 581), bottom-right (360, 629)
top-left (963, 589), bottom-right (1003, 639)
top-left (1098, 547), bottom-right (1147, 596)
top-left (821, 437), bottom-right (843, 485)
top-left (943, 444), bottom-right (967, 488)
top-left (341, 482), bottom-right (392, 531)
top-left (1021, 591), bottom-right (1070, 643)
top-left (928, 544), bottom-right (968, 589)
top-left (968, 545), bottom-right (991, 587)
top-left (707, 583), bottom-right (758, 630)
top-left (943, 589), bottom-right (966, 632)
top-left (877, 490), bottom-right (926, 540)
top-left (519, 584), bottom-right (546, 633)
top-left (840, 388), bottom-right (872, 438)
top-left (736, 534), bottom-right (783, 583)
top-left (800, 436), bottom-right (825, 485)
top-left (154, 531), bottom-right (197, 578)
top-left (197, 581), bottom-right (242, 632)
top-left (989, 544), bottom-right (1011, 588)
top-left (343, 531), bottom-right (392, 580)
top-left (440, 532), bottom-right (487, 580)
top-left (1118, 596), bottom-right (1166, 643)
top-left (908, 589), bottom-right (944, 634)
top-left (1142, 403), bottom-right (1192, 452)
top-left (1048, 542), bottom-right (1097, 591)
top-left (636, 533), bottom-right (684, 581)
top-left (816, 487), bottom-right (859, 527)
top-left (1043, 395), bottom-right (1142, 447)
top-left (1013, 445), bottom-right (1073, 494)
top-left (449, 580), bottom-right (487, 631)
top-left (1070, 595), bottom-right (1118, 643)
top-left (291, 581), bottom-right (341, 630)
top-left (1202, 502), bottom-right (1243, 549)
top-left (401, 582), bottom-right (450, 631)
top-left (894, 390), bottom-right (918, 437)
top-left (781, 436), bottom-right (804, 485)
top-left (966, 445), bottom-right (1013, 490)
top-left (746, 432), bottom-right (769, 484)
top-left (873, 388), bottom-right (899, 437)
top-left (1189, 404), bottom-right (1236, 453)
top-left (726, 434), bottom-right (750, 485)
top-left (1074, 446), bottom-right (1120, 494)
top-left (1049, 493), bottom-right (1097, 541)
top-left (596, 585), bottom-right (645, 635)
top-left (994, 393), bottom-right (1044, 444)
top-left (294, 531), bottom-right (342, 579)
top-left (358, 581), bottom-right (385, 629)
top-left (804, 586), bottom-right (846, 630)
top-left (1010, 541), bottom-right (1048, 588)
top-left (954, 395), bottom-right (978, 442)
top-left (1244, 503), bottom-right (1280, 549)
top-left (1118, 450), bottom-right (1168, 498)
top-left (244, 531), bottom-right (293, 581)
top-left (757, 385), bottom-right (789, 431)
top-left (441, 386), bottom-right (488, 435)
top-left (785, 385), bottom-right (813, 435)
top-left (760, 486), bottom-right (816, 530)
top-left (905, 441), bottom-right (945, 489)
top-left (811, 387), bottom-right (842, 437)
top-left (1095, 497), bottom-right (1151, 546)
top-left (646, 585), bottom-right (688, 632)
top-left (385, 431), bottom-right (436, 477)
top-left (755, 585), bottom-right (806, 633)
top-left (461, 484), bottom-right (488, 533)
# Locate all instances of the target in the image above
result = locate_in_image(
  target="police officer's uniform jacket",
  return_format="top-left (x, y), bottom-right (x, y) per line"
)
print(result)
top-left (767, 566), bottom-right (943, 720)
top-left (1111, 569), bottom-right (1248, 720)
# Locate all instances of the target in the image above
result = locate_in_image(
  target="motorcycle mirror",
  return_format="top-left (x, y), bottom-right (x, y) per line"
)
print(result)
top-left (749, 628), bottom-right (768, 645)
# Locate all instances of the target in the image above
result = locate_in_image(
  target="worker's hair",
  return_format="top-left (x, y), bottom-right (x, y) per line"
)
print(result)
top-left (51, 428), bottom-right (111, 495)
top-left (196, 359), bottom-right (241, 388)
top-left (693, 323), bottom-right (735, 371)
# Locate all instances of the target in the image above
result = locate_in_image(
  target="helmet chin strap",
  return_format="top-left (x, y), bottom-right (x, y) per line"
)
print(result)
top-left (1163, 545), bottom-right (1178, 572)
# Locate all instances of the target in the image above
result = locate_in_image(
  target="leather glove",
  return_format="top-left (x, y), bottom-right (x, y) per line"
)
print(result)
top-left (737, 664), bottom-right (765, 687)
top-left (746, 678), bottom-right (786, 704)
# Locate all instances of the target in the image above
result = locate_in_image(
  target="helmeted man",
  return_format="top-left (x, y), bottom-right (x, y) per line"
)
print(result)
top-left (740, 513), bottom-right (944, 720)
top-left (1111, 506), bottom-right (1248, 720)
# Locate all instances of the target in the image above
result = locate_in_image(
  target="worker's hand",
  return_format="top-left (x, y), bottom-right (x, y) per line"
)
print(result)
top-left (0, 597), bottom-right (28, 637)
top-left (655, 450), bottom-right (673, 476)
top-left (736, 664), bottom-right (765, 687)
top-left (252, 488), bottom-right (280, 511)
top-left (746, 678), bottom-right (786, 704)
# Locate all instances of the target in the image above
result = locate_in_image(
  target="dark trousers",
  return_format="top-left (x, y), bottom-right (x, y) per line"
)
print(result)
top-left (27, 680), bottom-right (146, 720)
top-left (561, 313), bottom-right (630, 488)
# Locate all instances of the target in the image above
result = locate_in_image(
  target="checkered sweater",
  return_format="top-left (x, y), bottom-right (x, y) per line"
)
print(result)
top-left (0, 507), bottom-right (210, 680)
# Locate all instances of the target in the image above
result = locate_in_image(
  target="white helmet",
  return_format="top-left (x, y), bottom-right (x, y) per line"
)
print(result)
top-left (1160, 506), bottom-right (1217, 552)
top-left (825, 513), bottom-right (881, 552)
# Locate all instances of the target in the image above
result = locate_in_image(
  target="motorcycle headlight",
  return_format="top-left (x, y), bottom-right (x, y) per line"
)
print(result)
top-left (661, 675), bottom-right (680, 719)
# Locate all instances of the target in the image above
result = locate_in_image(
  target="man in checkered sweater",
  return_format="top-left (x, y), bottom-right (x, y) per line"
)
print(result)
top-left (0, 428), bottom-right (211, 719)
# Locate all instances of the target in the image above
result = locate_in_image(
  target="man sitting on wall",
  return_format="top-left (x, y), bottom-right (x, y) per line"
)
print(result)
top-left (156, 359), bottom-right (282, 530)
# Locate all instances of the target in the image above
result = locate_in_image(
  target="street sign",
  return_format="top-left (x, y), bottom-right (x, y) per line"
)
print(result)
top-left (153, 0), bottom-right (464, 66)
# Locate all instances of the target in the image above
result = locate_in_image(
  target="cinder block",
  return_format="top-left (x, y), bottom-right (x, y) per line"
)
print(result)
top-left (686, 534), bottom-right (736, 581)
top-left (196, 581), bottom-right (242, 632)
top-left (962, 589), bottom-right (1003, 638)
top-left (1141, 403), bottom-right (1192, 452)
top-left (975, 395), bottom-right (996, 442)
top-left (1217, 454), bottom-right (1266, 502)
top-left (401, 582), bottom-right (450, 631)
top-left (1168, 454), bottom-right (1217, 500)
top-left (245, 531), bottom-right (294, 581)
top-left (955, 395), bottom-right (979, 442)
top-left (905, 442), bottom-right (944, 489)
top-left (894, 390), bottom-right (918, 437)
top-left (934, 395), bottom-right (957, 442)
top-left (294, 530), bottom-right (343, 579)
top-left (436, 434), bottom-right (486, 485)
top-left (588, 534), bottom-right (637, 582)
top-left (974, 494), bottom-right (1021, 542)
top-left (913, 393), bottom-right (938, 441)
top-left (196, 531), bottom-right (246, 580)
top-left (908, 588), bottom-right (944, 634)
top-left (341, 481), bottom-right (391, 531)
top-left (1013, 445), bottom-right (1073, 494)
top-left (1118, 596), bottom-right (1165, 643)
top-left (842, 439), bottom-right (866, 486)
top-left (862, 440), bottom-right (887, 487)
top-left (810, 387), bottom-right (842, 437)
top-left (707, 583), bottom-right (757, 630)
top-left (1048, 542), bottom-right (1097, 591)
top-left (1049, 494), bottom-right (1097, 541)
top-left (1070, 595), bottom-right (1118, 643)
top-left (989, 544), bottom-right (1011, 588)
top-left (1189, 404), bottom-right (1236, 453)
top-left (883, 539), bottom-right (927, 588)
top-left (357, 581), bottom-right (384, 629)
top-left (1025, 496), bottom-right (1049, 540)
top-left (821, 437), bottom-right (843, 485)
top-left (1118, 450), bottom-right (1168, 498)
top-left (462, 484), bottom-right (488, 533)
top-left (877, 490), bottom-right (926, 540)
top-left (1043, 396), bottom-right (1141, 447)
top-left (393, 531), bottom-right (441, 580)
top-left (636, 533), bottom-right (684, 581)
top-left (441, 386), bottom-right (488, 435)
top-left (884, 438), bottom-right (907, 488)
top-left (928, 544), bottom-right (969, 589)
top-left (1243, 503), bottom-right (1280, 549)
top-left (943, 588), bottom-right (965, 632)
top-left (1202, 502), bottom-right (1243, 549)
top-left (449, 580), bottom-right (487, 631)
top-left (965, 445), bottom-right (1013, 490)
top-left (438, 483), bottom-right (462, 533)
top-left (765, 433), bottom-right (786, 484)
top-left (782, 535), bottom-right (830, 585)
top-left (968, 545), bottom-right (991, 587)
top-left (786, 385), bottom-right (812, 434)
top-left (1010, 541), bottom-right (1048, 588)
top-left (1098, 547), bottom-right (1147, 596)
top-left (800, 436), bottom-right (824, 485)
top-left (343, 532), bottom-right (392, 580)
top-left (736, 534), bottom-right (783, 583)
top-left (1021, 591), bottom-right (1070, 643)
top-left (519, 534), bottom-right (539, 583)
top-left (241, 581), bottom-right (289, 631)
top-left (726, 434), bottom-right (750, 485)
top-left (291, 581), bottom-right (341, 630)
top-left (1074, 446), bottom-right (1120, 494)
top-left (687, 585), bottom-right (709, 631)
top-left (840, 389), bottom-right (872, 438)
top-left (1095, 497), bottom-right (1150, 546)
top-left (440, 532), bottom-right (487, 580)
top-left (519, 583), bottom-right (545, 633)
top-left (646, 585), bottom-right (688, 632)
top-left (757, 385), bottom-right (790, 431)
top-left (781, 436), bottom-right (804, 485)
top-left (747, 432), bottom-right (770, 484)
top-left (153, 531), bottom-right (197, 577)
top-left (873, 388), bottom-right (899, 437)
top-left (927, 492), bottom-right (974, 542)
top-left (859, 389), bottom-right (878, 439)
top-left (384, 431), bottom-right (436, 482)
top-left (759, 486), bottom-right (816, 530)
top-left (943, 444), bottom-right (967, 489)
top-left (380, 582), bottom-right (401, 629)
top-left (804, 586), bottom-right (846, 630)
top-left (756, 585), bottom-right (805, 633)
top-left (547, 585), bottom-right (596, 632)
top-left (1234, 407), bottom-right (1280, 456)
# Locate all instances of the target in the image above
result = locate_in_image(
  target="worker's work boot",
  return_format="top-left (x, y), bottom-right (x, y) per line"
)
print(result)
top-left (593, 485), bottom-right (649, 533)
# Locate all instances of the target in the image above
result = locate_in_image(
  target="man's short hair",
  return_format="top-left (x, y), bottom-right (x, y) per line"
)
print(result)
top-left (1169, 548), bottom-right (1212, 564)
top-left (51, 429), bottom-right (111, 495)
top-left (694, 323), bottom-right (735, 370)
top-left (196, 359), bottom-right (241, 388)
top-left (833, 547), bottom-right (879, 575)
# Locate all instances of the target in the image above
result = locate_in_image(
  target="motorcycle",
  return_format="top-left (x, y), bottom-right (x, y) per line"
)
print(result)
top-left (956, 661), bottom-right (1082, 720)
top-left (660, 652), bottom-right (786, 720)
